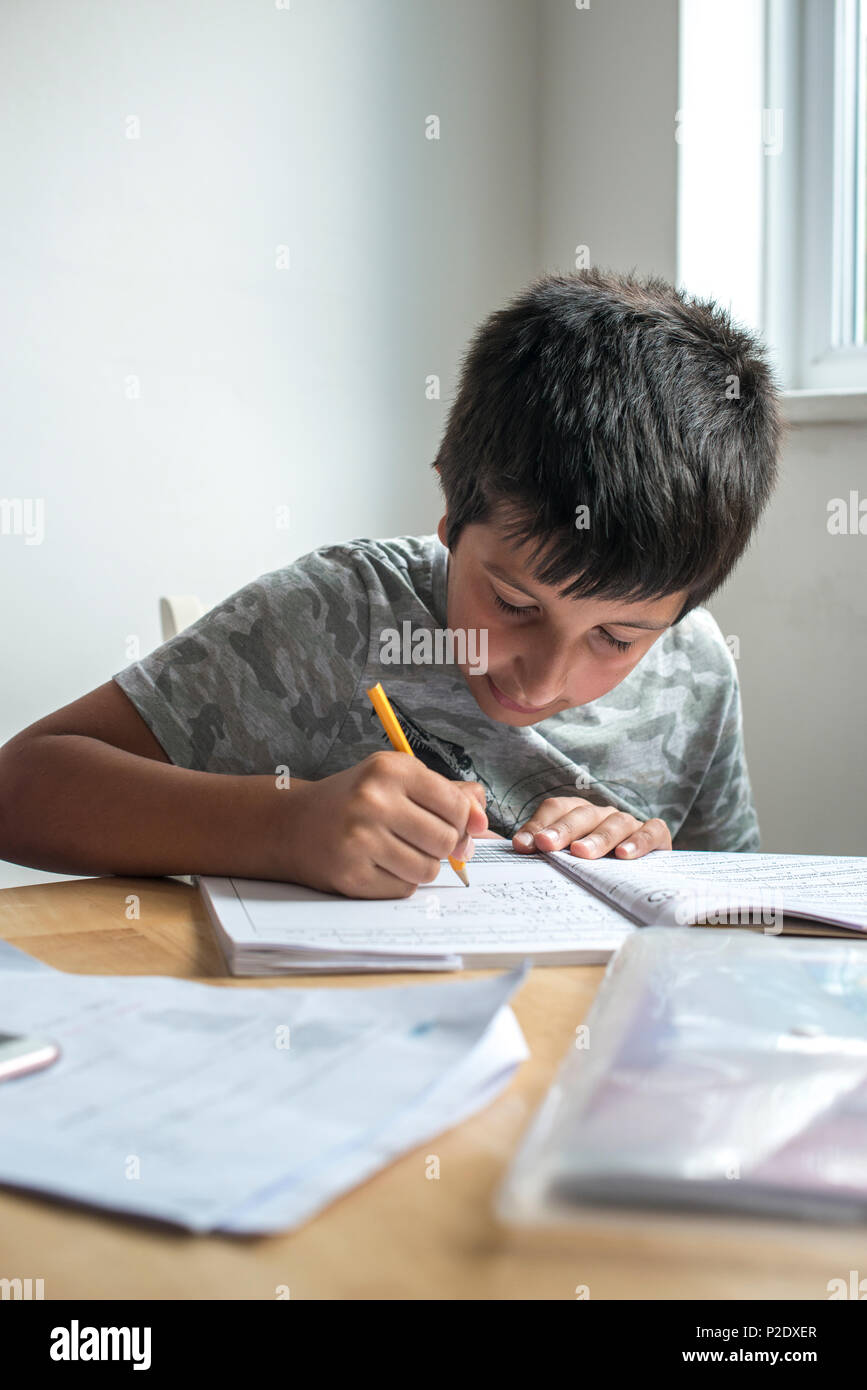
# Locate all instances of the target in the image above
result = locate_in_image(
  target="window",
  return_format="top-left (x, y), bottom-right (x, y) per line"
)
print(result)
top-left (679, 0), bottom-right (867, 392)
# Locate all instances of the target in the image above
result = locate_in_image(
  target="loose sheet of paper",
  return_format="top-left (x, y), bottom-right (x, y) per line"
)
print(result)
top-left (0, 963), bottom-right (528, 1233)
top-left (220, 1001), bottom-right (528, 1232)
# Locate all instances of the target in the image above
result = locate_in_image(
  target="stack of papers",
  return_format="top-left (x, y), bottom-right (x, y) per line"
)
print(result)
top-left (0, 941), bottom-right (528, 1234)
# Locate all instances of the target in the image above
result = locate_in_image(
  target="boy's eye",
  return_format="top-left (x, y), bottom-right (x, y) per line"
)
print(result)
top-left (492, 590), bottom-right (536, 617)
top-left (491, 589), bottom-right (636, 652)
top-left (598, 628), bottom-right (635, 652)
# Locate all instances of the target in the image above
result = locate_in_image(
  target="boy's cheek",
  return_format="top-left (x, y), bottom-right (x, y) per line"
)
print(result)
top-left (456, 625), bottom-right (508, 682)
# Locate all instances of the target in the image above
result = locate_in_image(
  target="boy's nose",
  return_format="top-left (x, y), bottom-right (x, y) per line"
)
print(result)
top-left (510, 663), bottom-right (570, 709)
top-left (510, 633), bottom-right (576, 708)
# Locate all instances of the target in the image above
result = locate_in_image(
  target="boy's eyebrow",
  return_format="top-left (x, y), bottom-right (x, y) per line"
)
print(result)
top-left (484, 563), bottom-right (673, 629)
top-left (484, 562), bottom-right (542, 598)
top-left (605, 617), bottom-right (672, 631)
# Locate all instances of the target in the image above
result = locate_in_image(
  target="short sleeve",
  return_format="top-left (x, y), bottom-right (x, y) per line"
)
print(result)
top-left (112, 546), bottom-right (370, 776)
top-left (672, 662), bottom-right (761, 852)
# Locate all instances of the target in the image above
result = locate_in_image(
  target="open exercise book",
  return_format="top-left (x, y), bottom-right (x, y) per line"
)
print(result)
top-left (198, 842), bottom-right (867, 975)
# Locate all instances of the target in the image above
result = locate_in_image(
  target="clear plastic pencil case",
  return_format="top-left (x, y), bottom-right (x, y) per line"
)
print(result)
top-left (498, 927), bottom-right (867, 1226)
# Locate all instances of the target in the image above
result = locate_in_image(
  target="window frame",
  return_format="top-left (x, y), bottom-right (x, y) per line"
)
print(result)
top-left (771, 0), bottom-right (867, 388)
top-left (680, 0), bottom-right (867, 393)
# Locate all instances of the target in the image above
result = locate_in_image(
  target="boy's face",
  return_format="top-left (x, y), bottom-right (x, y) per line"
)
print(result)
top-left (437, 513), bottom-right (690, 727)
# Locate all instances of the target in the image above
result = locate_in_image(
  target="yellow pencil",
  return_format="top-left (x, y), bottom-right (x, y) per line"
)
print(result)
top-left (366, 682), bottom-right (470, 887)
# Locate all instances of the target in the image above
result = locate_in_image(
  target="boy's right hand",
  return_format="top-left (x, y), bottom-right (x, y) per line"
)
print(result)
top-left (272, 752), bottom-right (489, 899)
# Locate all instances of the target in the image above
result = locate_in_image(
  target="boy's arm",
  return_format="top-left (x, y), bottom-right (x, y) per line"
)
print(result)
top-left (0, 547), bottom-right (362, 876)
top-left (0, 681), bottom-right (486, 891)
top-left (0, 681), bottom-right (303, 878)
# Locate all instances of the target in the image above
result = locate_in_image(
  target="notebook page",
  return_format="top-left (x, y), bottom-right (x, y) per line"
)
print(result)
top-left (205, 841), bottom-right (634, 962)
top-left (547, 849), bottom-right (867, 932)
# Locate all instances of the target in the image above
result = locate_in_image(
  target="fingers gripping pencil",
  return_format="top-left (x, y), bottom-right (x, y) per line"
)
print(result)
top-left (366, 682), bottom-right (470, 886)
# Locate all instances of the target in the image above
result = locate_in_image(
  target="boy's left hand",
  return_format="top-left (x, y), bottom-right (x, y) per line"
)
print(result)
top-left (512, 797), bottom-right (671, 859)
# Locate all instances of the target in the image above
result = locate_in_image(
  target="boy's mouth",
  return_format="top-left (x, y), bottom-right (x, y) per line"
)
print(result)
top-left (485, 674), bottom-right (550, 714)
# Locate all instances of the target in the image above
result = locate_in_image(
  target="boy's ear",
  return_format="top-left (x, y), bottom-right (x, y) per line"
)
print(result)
top-left (436, 514), bottom-right (448, 547)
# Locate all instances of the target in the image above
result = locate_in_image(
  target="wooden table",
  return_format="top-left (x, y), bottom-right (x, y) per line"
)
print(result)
top-left (1, 875), bottom-right (865, 1300)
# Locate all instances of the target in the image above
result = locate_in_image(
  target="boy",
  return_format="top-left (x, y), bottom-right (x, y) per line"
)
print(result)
top-left (0, 268), bottom-right (783, 899)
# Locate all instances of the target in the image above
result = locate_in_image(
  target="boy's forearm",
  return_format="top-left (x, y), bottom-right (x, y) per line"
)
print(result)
top-left (0, 734), bottom-right (304, 879)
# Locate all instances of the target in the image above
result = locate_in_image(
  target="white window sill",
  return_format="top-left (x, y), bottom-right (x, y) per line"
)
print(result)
top-left (782, 390), bottom-right (867, 424)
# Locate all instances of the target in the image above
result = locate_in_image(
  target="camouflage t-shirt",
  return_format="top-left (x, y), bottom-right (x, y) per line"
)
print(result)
top-left (112, 533), bottom-right (761, 851)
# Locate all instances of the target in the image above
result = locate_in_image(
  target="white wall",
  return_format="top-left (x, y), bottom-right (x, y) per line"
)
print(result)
top-left (708, 422), bottom-right (867, 855)
top-left (537, 0), bottom-right (679, 280)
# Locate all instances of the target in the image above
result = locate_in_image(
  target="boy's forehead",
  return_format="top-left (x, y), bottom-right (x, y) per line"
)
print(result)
top-left (476, 518), bottom-right (687, 626)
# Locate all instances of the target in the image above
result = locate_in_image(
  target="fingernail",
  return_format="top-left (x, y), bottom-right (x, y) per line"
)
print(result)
top-left (514, 831), bottom-right (533, 847)
top-left (575, 835), bottom-right (596, 849)
top-left (619, 840), bottom-right (636, 854)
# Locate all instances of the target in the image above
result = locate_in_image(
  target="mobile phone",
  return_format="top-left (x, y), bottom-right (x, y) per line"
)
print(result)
top-left (0, 1032), bottom-right (61, 1082)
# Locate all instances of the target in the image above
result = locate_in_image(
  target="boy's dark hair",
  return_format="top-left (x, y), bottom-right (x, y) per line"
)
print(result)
top-left (434, 266), bottom-right (784, 622)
